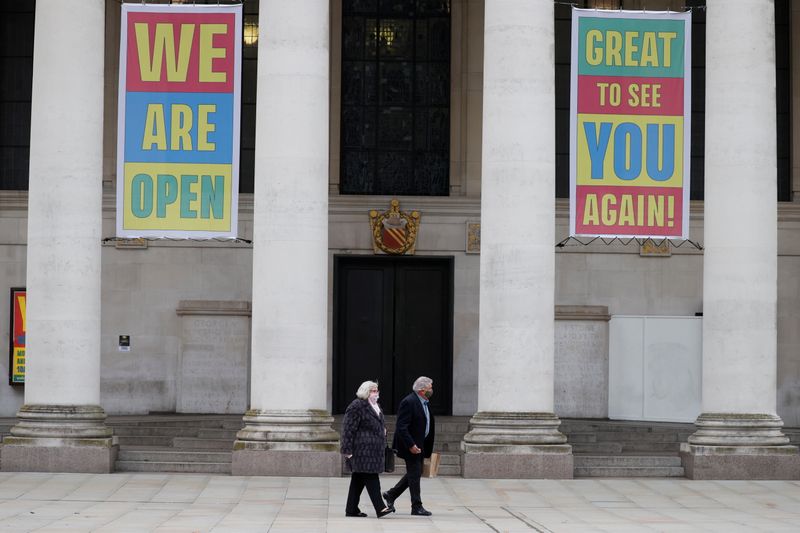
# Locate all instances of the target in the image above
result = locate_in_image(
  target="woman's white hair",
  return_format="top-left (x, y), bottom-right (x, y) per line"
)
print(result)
top-left (412, 376), bottom-right (432, 391)
top-left (356, 380), bottom-right (379, 400)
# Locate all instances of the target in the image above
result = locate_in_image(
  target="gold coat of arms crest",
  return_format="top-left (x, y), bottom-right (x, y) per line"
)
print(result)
top-left (369, 199), bottom-right (421, 255)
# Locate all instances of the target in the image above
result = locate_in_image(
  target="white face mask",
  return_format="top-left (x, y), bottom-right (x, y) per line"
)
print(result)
top-left (369, 392), bottom-right (379, 403)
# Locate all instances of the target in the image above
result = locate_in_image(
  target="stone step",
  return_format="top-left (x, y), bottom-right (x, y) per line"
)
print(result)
top-left (433, 442), bottom-right (462, 452)
top-left (562, 423), bottom-right (693, 434)
top-left (594, 432), bottom-right (682, 442)
top-left (114, 436), bottom-right (175, 447)
top-left (172, 437), bottom-right (233, 450)
top-left (574, 466), bottom-right (685, 478)
top-left (118, 448), bottom-right (232, 463)
top-left (110, 426), bottom-right (203, 437)
top-left (390, 464), bottom-right (461, 477)
top-left (570, 442), bottom-right (623, 454)
top-left (574, 455), bottom-right (681, 467)
top-left (110, 417), bottom-right (241, 429)
top-left (116, 460), bottom-right (231, 474)
top-left (620, 442), bottom-right (682, 453)
top-left (196, 429), bottom-right (239, 440)
top-left (566, 433), bottom-right (597, 443)
top-left (387, 452), bottom-right (460, 465)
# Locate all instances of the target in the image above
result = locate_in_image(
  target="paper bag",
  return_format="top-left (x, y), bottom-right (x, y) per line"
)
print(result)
top-left (422, 452), bottom-right (441, 478)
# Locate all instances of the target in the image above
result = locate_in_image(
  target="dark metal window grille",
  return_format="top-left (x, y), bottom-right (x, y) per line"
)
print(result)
top-left (341, 0), bottom-right (450, 196)
top-left (0, 1), bottom-right (35, 190)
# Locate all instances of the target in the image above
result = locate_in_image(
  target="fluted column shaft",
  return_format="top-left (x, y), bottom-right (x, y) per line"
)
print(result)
top-left (681, 0), bottom-right (800, 479)
top-left (693, 0), bottom-right (782, 445)
top-left (232, 0), bottom-right (339, 476)
top-left (2, 0), bottom-right (113, 473)
top-left (461, 0), bottom-right (571, 479)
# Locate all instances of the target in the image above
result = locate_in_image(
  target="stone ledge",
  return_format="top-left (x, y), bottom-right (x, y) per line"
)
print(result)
top-left (555, 305), bottom-right (611, 321)
top-left (1, 440), bottom-right (118, 473)
top-left (681, 444), bottom-right (800, 480)
top-left (176, 300), bottom-right (252, 316)
top-left (231, 450), bottom-right (341, 477)
top-left (463, 450), bottom-right (574, 479)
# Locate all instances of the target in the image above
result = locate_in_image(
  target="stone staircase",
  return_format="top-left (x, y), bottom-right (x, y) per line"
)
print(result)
top-left (108, 415), bottom-right (241, 474)
top-left (8, 415), bottom-right (799, 478)
top-left (561, 419), bottom-right (693, 478)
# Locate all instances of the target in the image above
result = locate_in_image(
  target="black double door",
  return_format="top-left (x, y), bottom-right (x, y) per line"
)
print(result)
top-left (333, 256), bottom-right (453, 415)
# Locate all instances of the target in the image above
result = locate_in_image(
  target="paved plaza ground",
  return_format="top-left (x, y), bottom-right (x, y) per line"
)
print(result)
top-left (0, 472), bottom-right (798, 532)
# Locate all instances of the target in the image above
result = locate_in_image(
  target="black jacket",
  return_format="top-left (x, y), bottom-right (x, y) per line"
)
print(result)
top-left (341, 398), bottom-right (386, 473)
top-left (392, 392), bottom-right (435, 460)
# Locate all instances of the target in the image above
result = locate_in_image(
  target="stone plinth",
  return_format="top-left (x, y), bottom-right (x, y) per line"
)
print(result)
top-left (555, 305), bottom-right (609, 419)
top-left (1, 405), bottom-right (117, 473)
top-left (1, 438), bottom-right (117, 473)
top-left (176, 300), bottom-right (251, 414)
top-left (462, 445), bottom-right (573, 479)
top-left (681, 444), bottom-right (800, 480)
top-left (231, 409), bottom-right (340, 476)
top-left (462, 412), bottom-right (573, 479)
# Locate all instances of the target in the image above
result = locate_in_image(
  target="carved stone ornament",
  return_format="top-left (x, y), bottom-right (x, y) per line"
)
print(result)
top-left (369, 199), bottom-right (421, 255)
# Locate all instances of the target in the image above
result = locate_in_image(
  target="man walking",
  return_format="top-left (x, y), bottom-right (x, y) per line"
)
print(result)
top-left (383, 376), bottom-right (435, 516)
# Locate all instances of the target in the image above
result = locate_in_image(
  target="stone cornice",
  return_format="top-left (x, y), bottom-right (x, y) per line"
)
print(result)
top-left (3, 190), bottom-right (800, 223)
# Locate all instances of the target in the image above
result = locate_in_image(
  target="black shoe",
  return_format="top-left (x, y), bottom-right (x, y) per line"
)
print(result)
top-left (345, 511), bottom-right (367, 517)
top-left (411, 506), bottom-right (432, 516)
top-left (377, 506), bottom-right (395, 518)
top-left (382, 491), bottom-right (396, 511)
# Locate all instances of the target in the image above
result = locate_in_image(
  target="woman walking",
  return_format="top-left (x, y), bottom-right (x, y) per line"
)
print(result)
top-left (341, 380), bottom-right (394, 518)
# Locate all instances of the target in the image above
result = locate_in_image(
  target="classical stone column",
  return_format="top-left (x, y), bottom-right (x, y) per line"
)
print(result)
top-left (680, 0), bottom-right (800, 479)
top-left (1, 0), bottom-right (115, 473)
top-left (461, 0), bottom-right (572, 479)
top-left (231, 0), bottom-right (339, 476)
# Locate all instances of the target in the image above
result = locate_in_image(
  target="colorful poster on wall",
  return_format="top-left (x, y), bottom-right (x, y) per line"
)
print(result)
top-left (9, 288), bottom-right (25, 385)
top-left (570, 9), bottom-right (691, 239)
top-left (117, 4), bottom-right (242, 239)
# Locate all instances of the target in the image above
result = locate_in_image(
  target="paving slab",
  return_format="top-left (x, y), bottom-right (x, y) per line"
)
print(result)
top-left (0, 473), bottom-right (797, 531)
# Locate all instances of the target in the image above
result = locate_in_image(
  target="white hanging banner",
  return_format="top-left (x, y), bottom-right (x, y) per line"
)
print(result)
top-left (570, 9), bottom-right (691, 239)
top-left (117, 3), bottom-right (242, 239)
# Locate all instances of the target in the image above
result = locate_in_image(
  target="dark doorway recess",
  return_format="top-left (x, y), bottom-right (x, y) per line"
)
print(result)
top-left (333, 255), bottom-right (453, 415)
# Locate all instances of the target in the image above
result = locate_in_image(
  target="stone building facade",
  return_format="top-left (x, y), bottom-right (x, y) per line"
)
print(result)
top-left (0, 0), bottom-right (798, 478)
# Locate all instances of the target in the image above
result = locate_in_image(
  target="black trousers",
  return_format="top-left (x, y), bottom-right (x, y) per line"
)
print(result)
top-left (345, 472), bottom-right (386, 515)
top-left (385, 454), bottom-right (424, 509)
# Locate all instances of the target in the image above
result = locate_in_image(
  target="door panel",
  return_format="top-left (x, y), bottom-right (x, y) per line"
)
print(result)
top-left (334, 262), bottom-right (394, 413)
top-left (393, 263), bottom-right (450, 415)
top-left (333, 256), bottom-right (452, 415)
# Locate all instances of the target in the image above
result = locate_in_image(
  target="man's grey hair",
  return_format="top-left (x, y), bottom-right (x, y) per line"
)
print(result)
top-left (356, 380), bottom-right (379, 400)
top-left (412, 376), bottom-right (432, 392)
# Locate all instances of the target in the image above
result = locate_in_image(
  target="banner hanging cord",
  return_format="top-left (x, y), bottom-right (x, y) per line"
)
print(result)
top-left (556, 2), bottom-right (705, 11)
top-left (556, 236), bottom-right (703, 250)
top-left (102, 236), bottom-right (252, 244)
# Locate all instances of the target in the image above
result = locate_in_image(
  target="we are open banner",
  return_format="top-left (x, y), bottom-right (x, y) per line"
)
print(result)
top-left (117, 4), bottom-right (241, 239)
top-left (570, 9), bottom-right (691, 239)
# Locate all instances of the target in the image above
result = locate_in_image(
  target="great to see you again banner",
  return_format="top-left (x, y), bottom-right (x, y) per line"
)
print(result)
top-left (570, 9), bottom-right (691, 239)
top-left (117, 3), bottom-right (242, 239)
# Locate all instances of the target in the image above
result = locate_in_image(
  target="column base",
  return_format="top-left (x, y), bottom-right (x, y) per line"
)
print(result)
top-left (681, 413), bottom-right (800, 479)
top-left (680, 443), bottom-right (800, 480)
top-left (461, 412), bottom-right (573, 479)
top-left (231, 409), bottom-right (341, 476)
top-left (1, 405), bottom-right (117, 473)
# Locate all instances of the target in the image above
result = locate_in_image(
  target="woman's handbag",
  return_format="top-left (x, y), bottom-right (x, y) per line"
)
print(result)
top-left (384, 447), bottom-right (396, 473)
